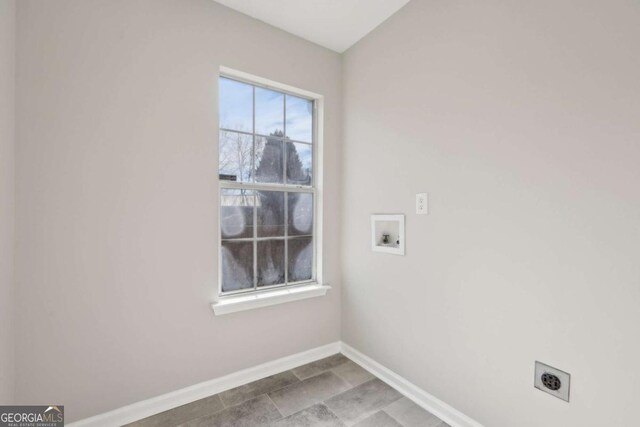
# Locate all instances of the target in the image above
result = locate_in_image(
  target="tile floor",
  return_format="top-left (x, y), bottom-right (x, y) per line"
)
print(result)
top-left (126, 354), bottom-right (450, 427)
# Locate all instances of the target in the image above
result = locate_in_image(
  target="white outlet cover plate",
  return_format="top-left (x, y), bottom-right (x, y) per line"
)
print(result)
top-left (416, 193), bottom-right (428, 214)
top-left (534, 361), bottom-right (570, 402)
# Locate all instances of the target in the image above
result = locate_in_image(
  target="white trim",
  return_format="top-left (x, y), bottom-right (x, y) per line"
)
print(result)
top-left (220, 181), bottom-right (315, 193)
top-left (313, 95), bottom-right (324, 293)
top-left (216, 66), bottom-right (325, 298)
top-left (211, 284), bottom-right (330, 315)
top-left (340, 342), bottom-right (484, 427)
top-left (69, 341), bottom-right (482, 427)
top-left (68, 341), bottom-right (341, 427)
top-left (220, 66), bottom-right (323, 100)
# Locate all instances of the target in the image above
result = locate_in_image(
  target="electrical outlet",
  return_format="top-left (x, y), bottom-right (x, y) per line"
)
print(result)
top-left (416, 193), bottom-right (428, 214)
top-left (534, 361), bottom-right (570, 402)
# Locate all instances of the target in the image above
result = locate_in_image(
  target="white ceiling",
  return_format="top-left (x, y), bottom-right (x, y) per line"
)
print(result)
top-left (212, 0), bottom-right (411, 53)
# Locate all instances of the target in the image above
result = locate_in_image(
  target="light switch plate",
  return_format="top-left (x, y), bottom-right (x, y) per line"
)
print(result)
top-left (534, 361), bottom-right (570, 402)
top-left (416, 193), bottom-right (428, 214)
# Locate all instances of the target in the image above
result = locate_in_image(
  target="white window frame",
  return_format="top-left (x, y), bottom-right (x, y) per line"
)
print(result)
top-left (212, 67), bottom-right (327, 314)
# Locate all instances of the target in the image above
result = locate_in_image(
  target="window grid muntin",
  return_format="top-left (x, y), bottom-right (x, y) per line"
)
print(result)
top-left (219, 75), bottom-right (316, 296)
top-left (252, 86), bottom-right (258, 289)
top-left (220, 126), bottom-right (314, 145)
top-left (220, 127), bottom-right (312, 148)
top-left (218, 189), bottom-right (315, 295)
top-left (283, 91), bottom-right (288, 284)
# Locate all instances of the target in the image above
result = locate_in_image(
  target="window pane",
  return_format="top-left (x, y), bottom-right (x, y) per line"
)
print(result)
top-left (221, 189), bottom-right (254, 239)
top-left (256, 191), bottom-right (285, 237)
top-left (219, 77), bottom-right (253, 132)
top-left (257, 240), bottom-right (285, 287)
top-left (286, 142), bottom-right (312, 186)
top-left (255, 135), bottom-right (284, 184)
top-left (288, 237), bottom-right (313, 282)
top-left (288, 192), bottom-right (313, 236)
top-left (219, 131), bottom-right (252, 182)
top-left (286, 95), bottom-right (312, 143)
top-left (255, 87), bottom-right (284, 137)
top-left (218, 76), bottom-right (317, 294)
top-left (221, 240), bottom-right (254, 292)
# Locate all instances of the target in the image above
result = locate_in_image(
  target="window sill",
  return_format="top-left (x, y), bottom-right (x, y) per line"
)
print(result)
top-left (211, 284), bottom-right (331, 315)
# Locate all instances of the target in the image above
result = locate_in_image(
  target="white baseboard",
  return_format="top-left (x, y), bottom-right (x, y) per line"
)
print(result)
top-left (70, 341), bottom-right (482, 427)
top-left (340, 342), bottom-right (484, 427)
top-left (68, 341), bottom-right (341, 427)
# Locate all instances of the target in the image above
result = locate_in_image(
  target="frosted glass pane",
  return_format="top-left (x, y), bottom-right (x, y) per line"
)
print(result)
top-left (257, 240), bottom-right (285, 287)
top-left (255, 87), bottom-right (284, 137)
top-left (286, 142), bottom-right (312, 186)
top-left (288, 237), bottom-right (313, 282)
top-left (286, 95), bottom-right (312, 142)
top-left (255, 136), bottom-right (284, 184)
top-left (220, 189), bottom-right (254, 239)
top-left (288, 192), bottom-right (313, 236)
top-left (219, 77), bottom-right (252, 132)
top-left (219, 131), bottom-right (253, 182)
top-left (256, 191), bottom-right (285, 237)
top-left (221, 240), bottom-right (254, 292)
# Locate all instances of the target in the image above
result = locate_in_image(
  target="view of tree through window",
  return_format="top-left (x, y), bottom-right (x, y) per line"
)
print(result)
top-left (219, 76), bottom-right (315, 293)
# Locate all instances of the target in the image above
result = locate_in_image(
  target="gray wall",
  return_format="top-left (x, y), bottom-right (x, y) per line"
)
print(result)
top-left (15, 0), bottom-right (342, 421)
top-left (341, 1), bottom-right (640, 426)
top-left (0, 0), bottom-right (16, 405)
top-left (12, 0), bottom-right (640, 424)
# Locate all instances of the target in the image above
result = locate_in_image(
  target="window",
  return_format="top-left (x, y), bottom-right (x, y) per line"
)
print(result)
top-left (218, 72), bottom-right (319, 296)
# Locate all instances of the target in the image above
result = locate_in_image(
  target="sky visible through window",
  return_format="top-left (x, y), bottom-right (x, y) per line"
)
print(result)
top-left (220, 77), bottom-right (312, 140)
top-left (219, 77), bottom-right (313, 184)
